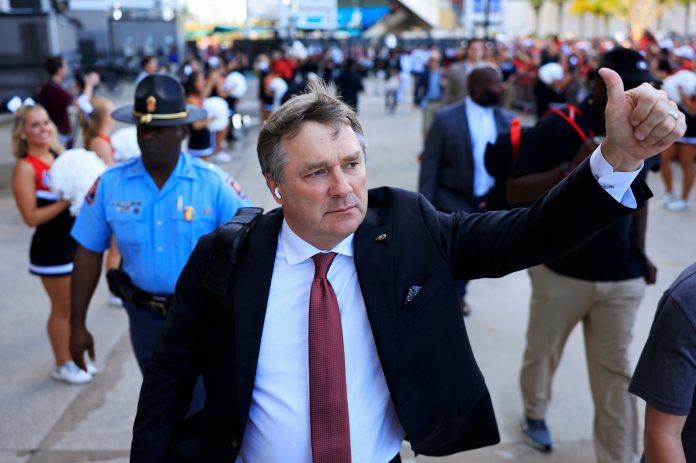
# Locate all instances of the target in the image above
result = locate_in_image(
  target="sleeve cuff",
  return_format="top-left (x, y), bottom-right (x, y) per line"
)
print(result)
top-left (589, 146), bottom-right (643, 208)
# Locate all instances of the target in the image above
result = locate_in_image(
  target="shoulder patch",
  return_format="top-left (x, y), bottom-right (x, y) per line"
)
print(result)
top-left (85, 176), bottom-right (101, 206)
top-left (227, 175), bottom-right (248, 200)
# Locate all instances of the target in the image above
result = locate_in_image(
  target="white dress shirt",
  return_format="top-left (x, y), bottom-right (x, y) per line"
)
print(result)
top-left (464, 96), bottom-right (498, 198)
top-left (236, 221), bottom-right (404, 463)
top-left (236, 147), bottom-right (640, 463)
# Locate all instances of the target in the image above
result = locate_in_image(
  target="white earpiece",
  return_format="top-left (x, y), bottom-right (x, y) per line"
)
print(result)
top-left (274, 187), bottom-right (282, 199)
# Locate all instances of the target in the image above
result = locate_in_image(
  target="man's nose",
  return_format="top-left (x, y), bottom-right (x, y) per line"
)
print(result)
top-left (329, 170), bottom-right (352, 197)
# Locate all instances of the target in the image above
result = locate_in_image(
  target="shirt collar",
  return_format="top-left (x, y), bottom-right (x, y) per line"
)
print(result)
top-left (280, 219), bottom-right (354, 266)
top-left (124, 153), bottom-right (194, 180)
top-left (465, 96), bottom-right (492, 114)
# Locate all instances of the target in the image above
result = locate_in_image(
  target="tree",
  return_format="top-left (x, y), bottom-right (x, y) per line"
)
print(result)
top-left (529, 0), bottom-right (544, 36)
top-left (570, 0), bottom-right (671, 39)
top-left (550, 0), bottom-right (567, 34)
top-left (677, 0), bottom-right (693, 35)
top-left (570, 0), bottom-right (614, 36)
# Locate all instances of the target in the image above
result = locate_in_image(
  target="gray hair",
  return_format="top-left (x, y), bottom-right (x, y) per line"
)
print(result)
top-left (257, 79), bottom-right (367, 183)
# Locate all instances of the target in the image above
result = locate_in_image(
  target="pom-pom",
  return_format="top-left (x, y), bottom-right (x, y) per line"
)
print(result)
top-left (224, 72), bottom-right (247, 98)
top-left (203, 97), bottom-right (230, 132)
top-left (50, 148), bottom-right (107, 216)
top-left (111, 127), bottom-right (141, 163)
top-left (663, 70), bottom-right (696, 105)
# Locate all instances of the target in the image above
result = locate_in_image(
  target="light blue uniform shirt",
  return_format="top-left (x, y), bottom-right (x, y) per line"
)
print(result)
top-left (72, 153), bottom-right (251, 295)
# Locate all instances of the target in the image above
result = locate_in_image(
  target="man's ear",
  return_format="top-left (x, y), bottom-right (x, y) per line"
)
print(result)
top-left (266, 176), bottom-right (282, 204)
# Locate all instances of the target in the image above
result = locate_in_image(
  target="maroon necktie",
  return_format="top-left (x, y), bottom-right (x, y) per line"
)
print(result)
top-left (309, 252), bottom-right (351, 463)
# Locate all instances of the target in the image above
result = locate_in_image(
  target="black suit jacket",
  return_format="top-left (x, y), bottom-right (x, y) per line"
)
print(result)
top-left (131, 161), bottom-right (650, 462)
top-left (419, 100), bottom-right (514, 213)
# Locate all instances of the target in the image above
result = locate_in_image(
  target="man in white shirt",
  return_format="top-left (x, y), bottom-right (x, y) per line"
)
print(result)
top-left (131, 72), bottom-right (685, 463)
top-left (418, 65), bottom-right (514, 314)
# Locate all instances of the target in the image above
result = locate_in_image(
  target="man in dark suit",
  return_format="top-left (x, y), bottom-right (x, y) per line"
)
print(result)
top-left (131, 71), bottom-right (685, 463)
top-left (418, 65), bottom-right (514, 313)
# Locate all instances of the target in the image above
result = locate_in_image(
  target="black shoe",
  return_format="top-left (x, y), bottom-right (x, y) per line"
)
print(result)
top-left (521, 417), bottom-right (553, 452)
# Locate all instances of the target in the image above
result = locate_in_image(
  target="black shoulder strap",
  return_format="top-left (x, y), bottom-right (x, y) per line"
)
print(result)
top-left (203, 207), bottom-right (264, 296)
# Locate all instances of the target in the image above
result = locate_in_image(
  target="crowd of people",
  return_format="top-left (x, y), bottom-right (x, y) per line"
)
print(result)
top-left (6, 33), bottom-right (696, 463)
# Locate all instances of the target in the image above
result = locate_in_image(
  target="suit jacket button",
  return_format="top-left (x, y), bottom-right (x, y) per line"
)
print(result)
top-left (231, 439), bottom-right (239, 449)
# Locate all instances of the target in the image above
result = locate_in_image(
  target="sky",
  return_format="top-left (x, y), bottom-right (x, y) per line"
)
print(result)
top-left (185, 0), bottom-right (247, 23)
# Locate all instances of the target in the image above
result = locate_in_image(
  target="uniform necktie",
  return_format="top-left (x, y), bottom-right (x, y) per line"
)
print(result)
top-left (309, 252), bottom-right (351, 463)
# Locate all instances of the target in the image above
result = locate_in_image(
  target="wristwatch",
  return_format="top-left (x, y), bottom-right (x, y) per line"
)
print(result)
top-left (559, 161), bottom-right (573, 178)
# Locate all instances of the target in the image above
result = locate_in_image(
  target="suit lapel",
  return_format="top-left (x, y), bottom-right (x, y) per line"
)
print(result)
top-left (231, 209), bottom-right (283, 427)
top-left (455, 103), bottom-right (474, 169)
top-left (353, 208), bottom-right (399, 386)
top-left (493, 108), bottom-right (510, 133)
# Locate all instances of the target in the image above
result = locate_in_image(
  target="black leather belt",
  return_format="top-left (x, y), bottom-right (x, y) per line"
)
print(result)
top-left (107, 269), bottom-right (174, 316)
top-left (133, 291), bottom-right (174, 316)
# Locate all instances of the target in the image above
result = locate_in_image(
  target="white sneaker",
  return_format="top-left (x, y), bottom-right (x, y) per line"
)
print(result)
top-left (108, 294), bottom-right (123, 307)
top-left (660, 192), bottom-right (677, 208)
top-left (86, 362), bottom-right (98, 376)
top-left (209, 152), bottom-right (232, 163)
top-left (666, 198), bottom-right (689, 211)
top-left (52, 361), bottom-right (93, 385)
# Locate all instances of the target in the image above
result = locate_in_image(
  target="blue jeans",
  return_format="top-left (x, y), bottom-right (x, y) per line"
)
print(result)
top-left (123, 299), bottom-right (205, 415)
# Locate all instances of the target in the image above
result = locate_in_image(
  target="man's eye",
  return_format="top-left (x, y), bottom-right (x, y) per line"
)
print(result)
top-left (346, 162), bottom-right (359, 169)
top-left (308, 169), bottom-right (325, 177)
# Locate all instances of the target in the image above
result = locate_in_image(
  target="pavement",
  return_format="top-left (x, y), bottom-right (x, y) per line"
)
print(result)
top-left (1, 78), bottom-right (695, 463)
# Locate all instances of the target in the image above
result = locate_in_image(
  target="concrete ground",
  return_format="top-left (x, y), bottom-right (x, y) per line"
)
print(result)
top-left (0, 78), bottom-right (694, 463)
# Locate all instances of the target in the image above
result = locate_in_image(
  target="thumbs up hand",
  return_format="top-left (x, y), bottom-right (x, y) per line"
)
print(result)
top-left (600, 67), bottom-right (686, 172)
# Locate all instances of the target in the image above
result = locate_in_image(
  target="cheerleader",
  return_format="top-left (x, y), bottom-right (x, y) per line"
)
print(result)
top-left (11, 104), bottom-right (94, 384)
top-left (660, 87), bottom-right (696, 211)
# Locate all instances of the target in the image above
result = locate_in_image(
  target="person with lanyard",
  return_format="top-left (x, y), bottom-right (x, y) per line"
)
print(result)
top-left (11, 103), bottom-right (95, 385)
top-left (68, 74), bottom-right (251, 409)
top-left (130, 69), bottom-right (684, 462)
top-left (507, 47), bottom-right (661, 461)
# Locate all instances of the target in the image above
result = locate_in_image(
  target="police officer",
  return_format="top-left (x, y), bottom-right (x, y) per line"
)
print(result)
top-left (68, 75), bottom-right (250, 400)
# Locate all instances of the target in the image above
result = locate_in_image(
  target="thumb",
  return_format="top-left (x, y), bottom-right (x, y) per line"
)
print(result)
top-left (598, 67), bottom-right (625, 106)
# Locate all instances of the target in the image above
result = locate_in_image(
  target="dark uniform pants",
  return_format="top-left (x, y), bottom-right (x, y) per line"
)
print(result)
top-left (123, 298), bottom-right (205, 415)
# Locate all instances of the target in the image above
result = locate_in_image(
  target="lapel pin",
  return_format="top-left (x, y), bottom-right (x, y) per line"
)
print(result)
top-left (376, 233), bottom-right (387, 241)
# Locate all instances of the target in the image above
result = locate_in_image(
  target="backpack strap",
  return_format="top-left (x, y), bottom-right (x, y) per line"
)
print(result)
top-left (510, 118), bottom-right (522, 159)
top-left (203, 207), bottom-right (264, 296)
top-left (545, 104), bottom-right (595, 142)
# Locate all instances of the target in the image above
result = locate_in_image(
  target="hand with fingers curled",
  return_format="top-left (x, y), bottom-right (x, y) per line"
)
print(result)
top-left (599, 67), bottom-right (687, 172)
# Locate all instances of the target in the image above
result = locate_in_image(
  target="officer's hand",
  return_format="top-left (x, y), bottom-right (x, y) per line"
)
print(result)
top-left (600, 67), bottom-right (686, 172)
top-left (644, 258), bottom-right (657, 285)
top-left (70, 325), bottom-right (95, 371)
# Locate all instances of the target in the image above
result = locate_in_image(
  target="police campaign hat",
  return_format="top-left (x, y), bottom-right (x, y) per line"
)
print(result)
top-left (112, 73), bottom-right (207, 126)
top-left (596, 47), bottom-right (660, 89)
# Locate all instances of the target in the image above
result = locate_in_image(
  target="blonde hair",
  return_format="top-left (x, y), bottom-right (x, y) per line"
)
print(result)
top-left (80, 96), bottom-right (111, 148)
top-left (11, 104), bottom-right (63, 160)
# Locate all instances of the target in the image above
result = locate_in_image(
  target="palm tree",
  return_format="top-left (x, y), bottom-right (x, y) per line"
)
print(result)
top-left (677, 0), bottom-right (693, 35)
top-left (529, 0), bottom-right (544, 36)
top-left (550, 0), bottom-right (567, 34)
top-left (570, 0), bottom-right (606, 36)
